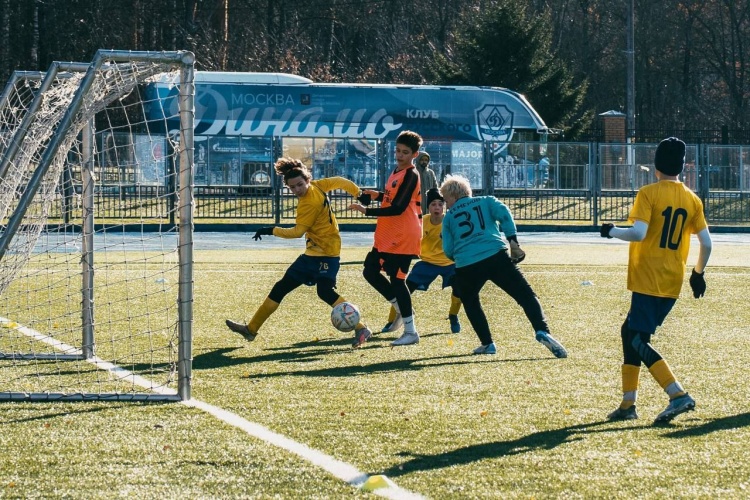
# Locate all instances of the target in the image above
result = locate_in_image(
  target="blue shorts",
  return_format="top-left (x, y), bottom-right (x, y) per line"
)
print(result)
top-left (287, 254), bottom-right (340, 286)
top-left (407, 261), bottom-right (456, 291)
top-left (627, 292), bottom-right (676, 334)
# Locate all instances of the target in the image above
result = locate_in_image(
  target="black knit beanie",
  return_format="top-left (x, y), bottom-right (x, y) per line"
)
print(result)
top-left (426, 188), bottom-right (443, 206)
top-left (654, 137), bottom-right (686, 176)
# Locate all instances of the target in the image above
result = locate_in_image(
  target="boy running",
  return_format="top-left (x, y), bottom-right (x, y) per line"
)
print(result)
top-left (225, 157), bottom-right (372, 345)
top-left (381, 187), bottom-right (463, 334)
top-left (601, 137), bottom-right (712, 424)
top-left (349, 130), bottom-right (423, 347)
top-left (439, 173), bottom-right (568, 358)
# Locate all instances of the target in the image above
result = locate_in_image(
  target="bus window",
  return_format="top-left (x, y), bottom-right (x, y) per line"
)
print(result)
top-left (346, 139), bottom-right (378, 186)
top-left (451, 142), bottom-right (484, 190)
top-left (200, 136), bottom-right (242, 185)
top-left (421, 141), bottom-right (452, 183)
top-left (194, 137), bottom-right (208, 185)
top-left (239, 137), bottom-right (272, 189)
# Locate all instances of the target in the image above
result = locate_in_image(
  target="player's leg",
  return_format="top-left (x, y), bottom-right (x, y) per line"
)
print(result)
top-left (607, 319), bottom-right (641, 420)
top-left (443, 266), bottom-right (462, 333)
top-left (225, 270), bottom-right (301, 341)
top-left (490, 250), bottom-right (567, 358)
top-left (454, 262), bottom-right (494, 353)
top-left (383, 254), bottom-right (419, 346)
top-left (363, 248), bottom-right (395, 300)
top-left (448, 293), bottom-right (462, 333)
top-left (382, 278), bottom-right (417, 333)
top-left (629, 293), bottom-right (694, 423)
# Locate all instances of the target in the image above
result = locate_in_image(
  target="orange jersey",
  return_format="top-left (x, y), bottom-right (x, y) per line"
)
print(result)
top-left (366, 165), bottom-right (422, 255)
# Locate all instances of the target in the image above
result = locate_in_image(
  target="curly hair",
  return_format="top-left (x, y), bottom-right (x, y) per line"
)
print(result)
top-left (274, 157), bottom-right (312, 183)
top-left (439, 174), bottom-right (472, 201)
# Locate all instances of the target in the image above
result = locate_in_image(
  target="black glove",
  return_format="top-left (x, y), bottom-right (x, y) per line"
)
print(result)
top-left (600, 223), bottom-right (614, 238)
top-left (357, 192), bottom-right (371, 206)
top-left (689, 269), bottom-right (706, 298)
top-left (506, 235), bottom-right (525, 263)
top-left (253, 226), bottom-right (274, 241)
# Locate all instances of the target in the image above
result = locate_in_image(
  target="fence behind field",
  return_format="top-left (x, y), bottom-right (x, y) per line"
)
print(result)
top-left (16, 140), bottom-right (750, 227)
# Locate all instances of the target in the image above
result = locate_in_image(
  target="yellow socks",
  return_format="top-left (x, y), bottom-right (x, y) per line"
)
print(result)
top-left (620, 364), bottom-right (640, 409)
top-left (386, 305), bottom-right (398, 323)
top-left (248, 297), bottom-right (279, 334)
top-left (648, 359), bottom-right (686, 399)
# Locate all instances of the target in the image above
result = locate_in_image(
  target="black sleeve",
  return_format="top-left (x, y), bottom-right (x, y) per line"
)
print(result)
top-left (365, 169), bottom-right (419, 217)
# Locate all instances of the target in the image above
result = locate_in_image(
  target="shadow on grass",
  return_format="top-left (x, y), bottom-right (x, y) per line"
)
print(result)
top-left (0, 402), bottom-right (155, 423)
top-left (191, 344), bottom-right (538, 378)
top-left (662, 411), bottom-right (750, 438)
top-left (382, 420), bottom-right (620, 477)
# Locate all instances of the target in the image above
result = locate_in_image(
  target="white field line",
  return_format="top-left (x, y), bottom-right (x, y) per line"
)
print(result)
top-left (0, 317), bottom-right (425, 500)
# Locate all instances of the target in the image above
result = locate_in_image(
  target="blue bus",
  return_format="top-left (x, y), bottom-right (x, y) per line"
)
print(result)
top-left (146, 72), bottom-right (549, 190)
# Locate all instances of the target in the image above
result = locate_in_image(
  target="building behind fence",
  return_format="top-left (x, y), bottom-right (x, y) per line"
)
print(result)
top-left (48, 135), bottom-right (750, 228)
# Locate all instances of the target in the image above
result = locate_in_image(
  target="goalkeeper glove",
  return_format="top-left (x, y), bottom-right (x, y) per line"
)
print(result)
top-left (253, 226), bottom-right (275, 241)
top-left (600, 223), bottom-right (614, 238)
top-left (357, 192), bottom-right (372, 206)
top-left (689, 269), bottom-right (706, 298)
top-left (507, 236), bottom-right (526, 263)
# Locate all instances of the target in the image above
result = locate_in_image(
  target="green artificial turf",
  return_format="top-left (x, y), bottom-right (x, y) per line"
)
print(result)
top-left (1, 241), bottom-right (749, 498)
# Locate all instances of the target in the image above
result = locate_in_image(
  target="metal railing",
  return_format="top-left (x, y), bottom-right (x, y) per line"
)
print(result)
top-left (15, 141), bottom-right (750, 227)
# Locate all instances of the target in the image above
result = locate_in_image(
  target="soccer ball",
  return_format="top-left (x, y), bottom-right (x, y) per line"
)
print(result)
top-left (331, 302), bottom-right (360, 332)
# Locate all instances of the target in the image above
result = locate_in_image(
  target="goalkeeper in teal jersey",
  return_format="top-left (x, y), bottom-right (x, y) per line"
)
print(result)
top-left (600, 137), bottom-right (712, 424)
top-left (439, 174), bottom-right (568, 358)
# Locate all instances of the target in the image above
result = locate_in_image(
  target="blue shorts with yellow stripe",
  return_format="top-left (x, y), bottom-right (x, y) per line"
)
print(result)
top-left (407, 261), bottom-right (456, 291)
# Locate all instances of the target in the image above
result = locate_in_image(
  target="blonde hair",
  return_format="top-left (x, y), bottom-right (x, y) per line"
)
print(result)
top-left (439, 174), bottom-right (472, 200)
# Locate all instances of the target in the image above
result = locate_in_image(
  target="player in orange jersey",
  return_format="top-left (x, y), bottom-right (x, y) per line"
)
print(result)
top-left (349, 130), bottom-right (423, 347)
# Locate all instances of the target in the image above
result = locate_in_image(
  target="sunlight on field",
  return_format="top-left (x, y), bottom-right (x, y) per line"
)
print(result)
top-left (2, 238), bottom-right (749, 498)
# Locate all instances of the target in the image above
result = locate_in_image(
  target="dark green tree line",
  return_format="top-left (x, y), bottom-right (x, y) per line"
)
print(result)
top-left (0, 0), bottom-right (748, 138)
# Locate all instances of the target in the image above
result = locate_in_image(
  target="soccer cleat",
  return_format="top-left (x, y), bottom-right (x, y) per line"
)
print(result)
top-left (472, 342), bottom-right (497, 355)
top-left (535, 331), bottom-right (568, 358)
top-left (225, 319), bottom-right (257, 342)
top-left (449, 314), bottom-right (461, 334)
top-left (391, 332), bottom-right (419, 346)
top-left (654, 394), bottom-right (696, 424)
top-left (607, 405), bottom-right (638, 420)
top-left (352, 326), bottom-right (372, 348)
top-left (380, 314), bottom-right (403, 333)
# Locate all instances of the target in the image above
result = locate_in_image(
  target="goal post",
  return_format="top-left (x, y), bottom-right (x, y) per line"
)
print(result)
top-left (0, 50), bottom-right (195, 402)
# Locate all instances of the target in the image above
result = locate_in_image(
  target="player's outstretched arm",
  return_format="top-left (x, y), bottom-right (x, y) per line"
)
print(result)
top-left (600, 221), bottom-right (647, 242)
top-left (253, 226), bottom-right (275, 241)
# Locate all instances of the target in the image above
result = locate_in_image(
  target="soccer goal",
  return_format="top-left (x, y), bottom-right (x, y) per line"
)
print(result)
top-left (0, 50), bottom-right (195, 401)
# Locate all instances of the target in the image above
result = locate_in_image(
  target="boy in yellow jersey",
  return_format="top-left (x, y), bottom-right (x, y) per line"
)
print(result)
top-left (226, 157), bottom-right (372, 345)
top-left (600, 137), bottom-right (712, 424)
top-left (381, 188), bottom-right (463, 334)
top-left (349, 130), bottom-right (423, 347)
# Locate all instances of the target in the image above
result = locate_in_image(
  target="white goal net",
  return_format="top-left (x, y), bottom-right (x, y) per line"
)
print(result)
top-left (0, 50), bottom-right (195, 401)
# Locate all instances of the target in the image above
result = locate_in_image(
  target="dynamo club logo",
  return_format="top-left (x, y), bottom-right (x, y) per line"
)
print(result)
top-left (475, 104), bottom-right (514, 143)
